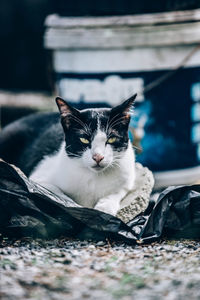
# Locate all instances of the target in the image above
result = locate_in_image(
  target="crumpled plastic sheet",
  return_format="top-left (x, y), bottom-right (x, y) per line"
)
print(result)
top-left (0, 160), bottom-right (199, 244)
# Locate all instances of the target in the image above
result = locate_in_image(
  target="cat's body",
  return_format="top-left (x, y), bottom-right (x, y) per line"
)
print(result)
top-left (0, 95), bottom-right (137, 215)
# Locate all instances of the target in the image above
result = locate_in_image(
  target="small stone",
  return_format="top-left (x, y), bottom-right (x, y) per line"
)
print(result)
top-left (63, 259), bottom-right (72, 265)
top-left (88, 245), bottom-right (96, 250)
top-left (96, 241), bottom-right (106, 246)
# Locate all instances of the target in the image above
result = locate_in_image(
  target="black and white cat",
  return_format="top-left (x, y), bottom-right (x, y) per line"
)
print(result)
top-left (0, 94), bottom-right (137, 215)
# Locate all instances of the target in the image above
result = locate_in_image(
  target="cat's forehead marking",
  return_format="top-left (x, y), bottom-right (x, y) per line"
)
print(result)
top-left (96, 111), bottom-right (104, 130)
top-left (80, 108), bottom-right (110, 135)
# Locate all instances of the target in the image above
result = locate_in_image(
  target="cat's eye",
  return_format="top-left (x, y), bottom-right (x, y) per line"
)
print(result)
top-left (80, 137), bottom-right (90, 144)
top-left (107, 137), bottom-right (117, 144)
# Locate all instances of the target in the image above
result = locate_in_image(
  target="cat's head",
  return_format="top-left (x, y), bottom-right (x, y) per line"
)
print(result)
top-left (56, 95), bottom-right (137, 172)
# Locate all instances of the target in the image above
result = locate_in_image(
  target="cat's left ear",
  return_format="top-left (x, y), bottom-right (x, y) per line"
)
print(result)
top-left (55, 97), bottom-right (79, 118)
top-left (56, 97), bottom-right (80, 129)
top-left (111, 93), bottom-right (137, 116)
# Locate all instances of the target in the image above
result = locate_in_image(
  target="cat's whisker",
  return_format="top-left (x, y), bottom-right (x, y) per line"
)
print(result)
top-left (69, 114), bottom-right (91, 135)
top-left (113, 157), bottom-right (123, 161)
top-left (132, 145), bottom-right (142, 151)
top-left (106, 113), bottom-right (121, 132)
top-left (88, 121), bottom-right (93, 132)
top-left (108, 117), bottom-right (127, 132)
top-left (109, 116), bottom-right (126, 128)
top-left (65, 145), bottom-right (71, 150)
top-left (108, 113), bottom-right (121, 126)
top-left (70, 115), bottom-right (87, 130)
top-left (113, 160), bottom-right (121, 166)
top-left (66, 150), bottom-right (82, 158)
top-left (113, 153), bottom-right (123, 158)
top-left (110, 161), bottom-right (121, 169)
top-left (109, 115), bottom-right (125, 126)
top-left (107, 118), bottom-right (120, 132)
top-left (68, 115), bottom-right (84, 127)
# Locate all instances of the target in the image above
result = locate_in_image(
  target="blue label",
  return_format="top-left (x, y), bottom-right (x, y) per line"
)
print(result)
top-left (191, 103), bottom-right (200, 122)
top-left (191, 124), bottom-right (200, 143)
top-left (197, 143), bottom-right (200, 162)
top-left (191, 82), bottom-right (200, 102)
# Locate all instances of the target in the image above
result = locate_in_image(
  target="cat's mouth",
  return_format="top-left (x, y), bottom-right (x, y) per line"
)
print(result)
top-left (91, 164), bottom-right (106, 172)
top-left (92, 165), bottom-right (104, 170)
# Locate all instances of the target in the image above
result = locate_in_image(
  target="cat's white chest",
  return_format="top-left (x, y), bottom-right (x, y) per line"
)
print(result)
top-left (60, 166), bottom-right (125, 207)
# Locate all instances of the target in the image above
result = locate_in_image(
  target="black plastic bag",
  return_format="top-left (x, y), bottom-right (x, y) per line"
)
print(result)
top-left (0, 160), bottom-right (200, 243)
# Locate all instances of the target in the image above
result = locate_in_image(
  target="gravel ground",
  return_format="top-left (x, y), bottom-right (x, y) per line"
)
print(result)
top-left (0, 238), bottom-right (200, 300)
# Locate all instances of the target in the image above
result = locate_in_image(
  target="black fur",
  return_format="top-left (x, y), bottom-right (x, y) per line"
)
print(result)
top-left (0, 95), bottom-right (136, 176)
top-left (0, 112), bottom-right (63, 175)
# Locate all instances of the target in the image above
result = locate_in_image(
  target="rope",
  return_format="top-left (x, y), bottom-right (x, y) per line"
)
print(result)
top-left (140, 44), bottom-right (200, 95)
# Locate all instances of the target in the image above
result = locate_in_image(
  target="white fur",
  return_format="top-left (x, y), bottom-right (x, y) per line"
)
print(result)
top-left (30, 130), bottom-right (135, 216)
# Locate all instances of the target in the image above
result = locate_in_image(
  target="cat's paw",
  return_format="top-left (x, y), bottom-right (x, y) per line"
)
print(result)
top-left (94, 198), bottom-right (119, 216)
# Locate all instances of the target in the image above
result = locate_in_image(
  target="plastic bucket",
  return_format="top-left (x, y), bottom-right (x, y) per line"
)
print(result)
top-left (44, 9), bottom-right (200, 188)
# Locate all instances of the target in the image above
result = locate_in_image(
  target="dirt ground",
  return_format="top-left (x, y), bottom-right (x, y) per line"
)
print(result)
top-left (0, 237), bottom-right (200, 300)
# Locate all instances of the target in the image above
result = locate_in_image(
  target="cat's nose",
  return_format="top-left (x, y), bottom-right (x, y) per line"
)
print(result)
top-left (92, 154), bottom-right (104, 164)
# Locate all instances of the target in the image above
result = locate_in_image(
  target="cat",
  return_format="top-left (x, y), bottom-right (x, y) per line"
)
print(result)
top-left (0, 94), bottom-right (137, 215)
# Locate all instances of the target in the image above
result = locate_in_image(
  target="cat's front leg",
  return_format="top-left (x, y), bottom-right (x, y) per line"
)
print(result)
top-left (94, 189), bottom-right (128, 216)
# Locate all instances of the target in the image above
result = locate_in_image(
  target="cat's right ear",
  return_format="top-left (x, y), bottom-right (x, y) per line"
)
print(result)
top-left (55, 97), bottom-right (80, 128)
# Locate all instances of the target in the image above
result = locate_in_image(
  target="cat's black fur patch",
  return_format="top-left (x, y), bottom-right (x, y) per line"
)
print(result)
top-left (0, 95), bottom-right (136, 176)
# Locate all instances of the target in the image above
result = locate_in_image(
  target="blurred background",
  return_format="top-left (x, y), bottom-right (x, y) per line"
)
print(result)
top-left (0, 0), bottom-right (200, 93)
top-left (0, 0), bottom-right (200, 188)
